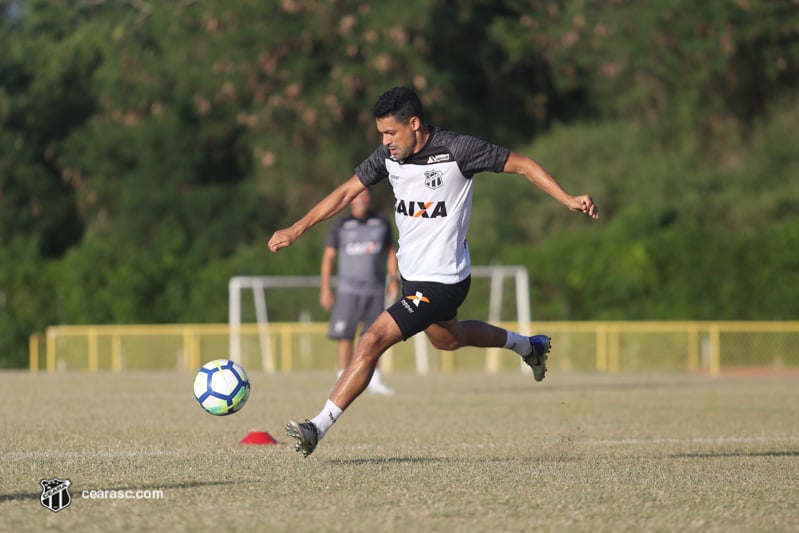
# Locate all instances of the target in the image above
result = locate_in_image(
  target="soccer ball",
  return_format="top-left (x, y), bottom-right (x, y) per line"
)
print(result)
top-left (193, 359), bottom-right (251, 416)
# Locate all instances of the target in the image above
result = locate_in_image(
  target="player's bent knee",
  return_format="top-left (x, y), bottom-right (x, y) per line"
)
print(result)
top-left (357, 330), bottom-right (394, 360)
top-left (429, 336), bottom-right (463, 351)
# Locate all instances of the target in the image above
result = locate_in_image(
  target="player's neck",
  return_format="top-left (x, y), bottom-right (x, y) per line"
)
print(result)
top-left (414, 125), bottom-right (431, 155)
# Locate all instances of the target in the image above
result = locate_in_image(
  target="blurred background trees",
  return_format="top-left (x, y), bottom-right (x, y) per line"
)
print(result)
top-left (1, 0), bottom-right (798, 366)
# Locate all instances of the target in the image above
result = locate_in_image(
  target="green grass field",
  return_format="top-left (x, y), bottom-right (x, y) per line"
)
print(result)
top-left (2, 370), bottom-right (798, 532)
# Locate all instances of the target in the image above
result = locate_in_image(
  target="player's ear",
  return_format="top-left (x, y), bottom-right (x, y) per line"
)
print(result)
top-left (409, 116), bottom-right (420, 131)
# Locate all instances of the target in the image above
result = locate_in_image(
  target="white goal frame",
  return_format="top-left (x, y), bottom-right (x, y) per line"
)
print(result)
top-left (228, 265), bottom-right (531, 374)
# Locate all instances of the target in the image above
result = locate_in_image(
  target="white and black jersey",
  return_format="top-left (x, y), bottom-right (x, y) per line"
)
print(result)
top-left (355, 126), bottom-right (510, 284)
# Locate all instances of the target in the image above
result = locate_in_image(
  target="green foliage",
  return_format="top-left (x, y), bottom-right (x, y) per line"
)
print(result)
top-left (0, 238), bottom-right (53, 367)
top-left (1, 0), bottom-right (799, 365)
top-left (489, 0), bottom-right (799, 130)
top-left (477, 100), bottom-right (799, 320)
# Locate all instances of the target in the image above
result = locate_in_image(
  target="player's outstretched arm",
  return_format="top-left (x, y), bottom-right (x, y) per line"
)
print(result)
top-left (503, 151), bottom-right (599, 219)
top-left (268, 175), bottom-right (366, 252)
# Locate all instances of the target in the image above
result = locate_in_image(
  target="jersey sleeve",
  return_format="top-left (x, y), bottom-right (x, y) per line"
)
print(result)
top-left (449, 134), bottom-right (510, 178)
top-left (354, 145), bottom-right (390, 186)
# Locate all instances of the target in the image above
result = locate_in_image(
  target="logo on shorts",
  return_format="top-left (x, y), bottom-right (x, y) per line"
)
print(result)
top-left (40, 478), bottom-right (72, 513)
top-left (406, 291), bottom-right (430, 307)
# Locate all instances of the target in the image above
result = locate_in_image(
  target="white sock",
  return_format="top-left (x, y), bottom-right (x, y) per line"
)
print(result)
top-left (310, 399), bottom-right (344, 440)
top-left (504, 330), bottom-right (532, 357)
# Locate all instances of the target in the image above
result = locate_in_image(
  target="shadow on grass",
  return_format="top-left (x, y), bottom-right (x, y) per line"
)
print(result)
top-left (327, 455), bottom-right (578, 465)
top-left (325, 450), bottom-right (799, 466)
top-left (328, 456), bottom-right (449, 465)
top-left (0, 480), bottom-right (238, 503)
top-left (470, 380), bottom-right (707, 395)
top-left (667, 450), bottom-right (799, 459)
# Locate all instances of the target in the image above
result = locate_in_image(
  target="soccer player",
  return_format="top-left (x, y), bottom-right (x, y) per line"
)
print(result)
top-left (268, 86), bottom-right (599, 457)
top-left (321, 188), bottom-right (398, 396)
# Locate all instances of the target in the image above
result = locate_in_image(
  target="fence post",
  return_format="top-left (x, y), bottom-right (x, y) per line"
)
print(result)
top-left (112, 335), bottom-right (122, 373)
top-left (687, 326), bottom-right (700, 372)
top-left (88, 328), bottom-right (98, 373)
top-left (609, 326), bottom-right (620, 373)
top-left (596, 323), bottom-right (608, 372)
top-left (46, 328), bottom-right (56, 374)
top-left (709, 324), bottom-right (721, 377)
top-left (281, 328), bottom-right (292, 373)
top-left (29, 336), bottom-right (39, 373)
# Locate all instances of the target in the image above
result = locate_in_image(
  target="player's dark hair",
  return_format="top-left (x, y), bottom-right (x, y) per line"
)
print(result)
top-left (372, 86), bottom-right (425, 123)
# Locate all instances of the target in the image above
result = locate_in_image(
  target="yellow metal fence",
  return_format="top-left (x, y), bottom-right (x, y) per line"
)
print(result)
top-left (28, 321), bottom-right (799, 376)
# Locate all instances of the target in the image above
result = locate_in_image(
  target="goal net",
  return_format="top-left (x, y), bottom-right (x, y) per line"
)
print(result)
top-left (228, 265), bottom-right (531, 374)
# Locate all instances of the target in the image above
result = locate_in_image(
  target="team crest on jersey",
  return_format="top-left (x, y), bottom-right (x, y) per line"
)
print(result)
top-left (424, 170), bottom-right (443, 190)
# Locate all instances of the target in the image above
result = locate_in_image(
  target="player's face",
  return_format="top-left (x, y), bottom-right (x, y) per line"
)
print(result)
top-left (376, 115), bottom-right (421, 161)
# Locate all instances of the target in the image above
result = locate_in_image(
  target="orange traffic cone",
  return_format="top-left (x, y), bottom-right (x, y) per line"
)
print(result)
top-left (240, 431), bottom-right (278, 445)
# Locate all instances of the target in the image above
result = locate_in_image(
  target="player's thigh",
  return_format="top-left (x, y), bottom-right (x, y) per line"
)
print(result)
top-left (358, 311), bottom-right (404, 354)
top-left (424, 318), bottom-right (466, 351)
top-left (386, 277), bottom-right (470, 340)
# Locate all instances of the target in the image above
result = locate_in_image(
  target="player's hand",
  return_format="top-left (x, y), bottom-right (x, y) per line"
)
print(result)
top-left (569, 194), bottom-right (599, 219)
top-left (320, 287), bottom-right (334, 311)
top-left (268, 228), bottom-right (298, 252)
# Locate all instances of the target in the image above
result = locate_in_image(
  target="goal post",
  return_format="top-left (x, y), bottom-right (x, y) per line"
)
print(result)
top-left (228, 275), bottom-right (321, 373)
top-left (472, 265), bottom-right (531, 372)
top-left (228, 265), bottom-right (531, 374)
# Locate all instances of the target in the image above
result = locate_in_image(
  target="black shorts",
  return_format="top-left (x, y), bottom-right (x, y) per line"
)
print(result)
top-left (327, 291), bottom-right (385, 340)
top-left (387, 276), bottom-right (471, 340)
